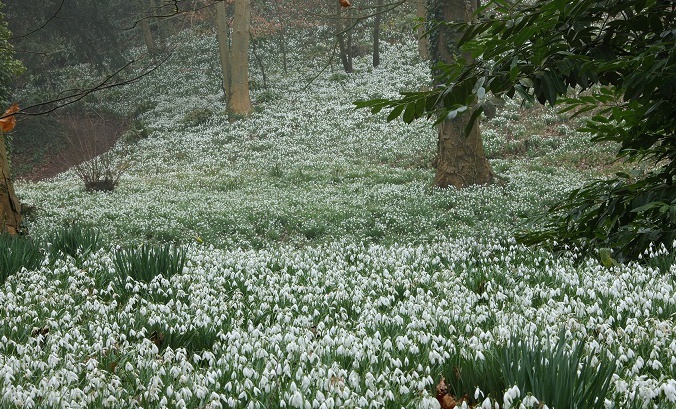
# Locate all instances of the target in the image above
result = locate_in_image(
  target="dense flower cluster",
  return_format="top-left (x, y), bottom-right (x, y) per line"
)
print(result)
top-left (8, 28), bottom-right (675, 408)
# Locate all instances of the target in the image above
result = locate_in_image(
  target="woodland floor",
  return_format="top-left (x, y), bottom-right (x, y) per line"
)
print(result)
top-left (12, 114), bottom-right (125, 181)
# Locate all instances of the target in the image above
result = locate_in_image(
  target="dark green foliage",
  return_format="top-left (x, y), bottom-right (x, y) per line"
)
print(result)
top-left (0, 234), bottom-right (42, 284)
top-left (114, 244), bottom-right (186, 284)
top-left (180, 108), bottom-right (213, 128)
top-left (5, 0), bottom-right (125, 75)
top-left (142, 324), bottom-right (220, 356)
top-left (520, 173), bottom-right (676, 261)
top-left (48, 224), bottom-right (103, 261)
top-left (0, 1), bottom-right (23, 105)
top-left (499, 335), bottom-right (615, 409)
top-left (442, 334), bottom-right (616, 407)
top-left (356, 0), bottom-right (676, 260)
top-left (7, 114), bottom-right (67, 177)
top-left (444, 350), bottom-right (506, 401)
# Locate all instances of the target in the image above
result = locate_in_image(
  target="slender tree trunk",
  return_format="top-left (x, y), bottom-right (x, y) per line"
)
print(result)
top-left (0, 135), bottom-right (21, 235)
top-left (432, 0), bottom-right (493, 188)
top-left (373, 0), bottom-right (383, 67)
top-left (416, 0), bottom-right (429, 60)
top-left (140, 9), bottom-right (158, 54)
top-left (279, 21), bottom-right (288, 74)
top-left (150, 0), bottom-right (166, 45)
top-left (346, 7), bottom-right (353, 69)
top-left (228, 0), bottom-right (252, 116)
top-left (336, 2), bottom-right (353, 73)
top-left (215, 0), bottom-right (232, 103)
top-left (250, 33), bottom-right (267, 88)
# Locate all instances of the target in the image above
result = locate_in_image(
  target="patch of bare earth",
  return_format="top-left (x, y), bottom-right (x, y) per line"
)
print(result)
top-left (13, 114), bottom-right (126, 182)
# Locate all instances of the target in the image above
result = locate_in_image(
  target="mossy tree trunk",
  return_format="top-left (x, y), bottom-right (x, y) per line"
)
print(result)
top-left (430, 0), bottom-right (493, 188)
top-left (0, 135), bottom-right (20, 235)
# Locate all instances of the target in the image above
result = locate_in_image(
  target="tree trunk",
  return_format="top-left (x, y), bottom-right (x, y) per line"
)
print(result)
top-left (140, 14), bottom-right (158, 54)
top-left (250, 33), bottom-right (267, 88)
top-left (336, 2), bottom-right (353, 73)
top-left (136, 0), bottom-right (159, 54)
top-left (0, 135), bottom-right (21, 235)
top-left (372, 0), bottom-right (383, 67)
top-left (432, 0), bottom-right (493, 188)
top-left (416, 0), bottom-right (429, 60)
top-left (228, 0), bottom-right (252, 116)
top-left (150, 0), bottom-right (166, 45)
top-left (215, 0), bottom-right (232, 103)
top-left (279, 21), bottom-right (288, 74)
top-left (435, 118), bottom-right (493, 188)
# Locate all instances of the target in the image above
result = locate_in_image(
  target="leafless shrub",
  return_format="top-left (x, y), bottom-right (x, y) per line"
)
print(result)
top-left (59, 113), bottom-right (131, 192)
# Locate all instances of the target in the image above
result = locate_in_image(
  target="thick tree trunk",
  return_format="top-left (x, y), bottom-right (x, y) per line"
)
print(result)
top-left (0, 135), bottom-right (21, 235)
top-left (215, 0), bottom-right (232, 103)
top-left (372, 0), bottom-right (383, 67)
top-left (416, 0), bottom-right (429, 60)
top-left (435, 118), bottom-right (493, 188)
top-left (228, 0), bottom-right (252, 116)
top-left (433, 0), bottom-right (493, 188)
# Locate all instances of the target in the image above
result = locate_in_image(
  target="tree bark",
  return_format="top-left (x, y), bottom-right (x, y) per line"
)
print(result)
top-left (416, 0), bottom-right (429, 60)
top-left (215, 0), bottom-right (232, 103)
top-left (432, 0), bottom-right (493, 188)
top-left (228, 0), bottom-right (252, 116)
top-left (150, 0), bottom-right (166, 45)
top-left (140, 9), bottom-right (158, 55)
top-left (336, 2), bottom-right (353, 73)
top-left (0, 135), bottom-right (21, 235)
top-left (372, 0), bottom-right (383, 67)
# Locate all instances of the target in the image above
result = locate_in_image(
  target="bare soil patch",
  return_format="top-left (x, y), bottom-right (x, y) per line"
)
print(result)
top-left (12, 113), bottom-right (126, 182)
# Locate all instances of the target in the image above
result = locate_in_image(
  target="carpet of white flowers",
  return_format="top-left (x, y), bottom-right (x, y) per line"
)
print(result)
top-left (5, 27), bottom-right (676, 408)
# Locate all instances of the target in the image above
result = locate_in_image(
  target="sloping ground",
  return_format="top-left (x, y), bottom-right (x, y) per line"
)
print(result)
top-left (5, 31), bottom-right (675, 408)
top-left (11, 114), bottom-right (125, 182)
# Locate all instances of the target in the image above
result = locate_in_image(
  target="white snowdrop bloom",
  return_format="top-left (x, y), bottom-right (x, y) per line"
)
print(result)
top-left (400, 385), bottom-right (410, 394)
top-left (383, 339), bottom-right (393, 350)
top-left (417, 395), bottom-right (441, 409)
top-left (481, 397), bottom-right (492, 409)
top-left (195, 385), bottom-right (208, 400)
top-left (662, 381), bottom-right (676, 402)
top-left (209, 392), bottom-right (223, 409)
top-left (522, 395), bottom-right (538, 406)
top-left (167, 384), bottom-right (174, 397)
top-left (290, 390), bottom-right (304, 408)
top-left (475, 387), bottom-right (485, 400)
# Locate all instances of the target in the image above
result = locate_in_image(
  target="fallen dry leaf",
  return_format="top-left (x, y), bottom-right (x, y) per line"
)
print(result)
top-left (0, 103), bottom-right (19, 132)
top-left (435, 376), bottom-right (473, 409)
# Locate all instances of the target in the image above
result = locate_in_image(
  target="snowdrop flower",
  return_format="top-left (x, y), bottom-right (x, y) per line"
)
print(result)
top-left (290, 390), bottom-right (304, 408)
top-left (522, 395), bottom-right (538, 407)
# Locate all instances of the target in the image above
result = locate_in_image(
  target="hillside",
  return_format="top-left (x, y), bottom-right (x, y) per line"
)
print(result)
top-left (3, 28), bottom-right (675, 408)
